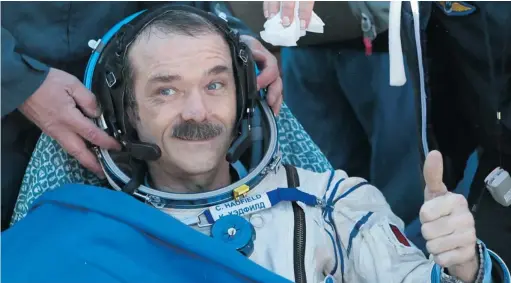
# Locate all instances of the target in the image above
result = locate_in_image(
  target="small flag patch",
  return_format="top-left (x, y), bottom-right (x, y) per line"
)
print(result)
top-left (390, 224), bottom-right (410, 247)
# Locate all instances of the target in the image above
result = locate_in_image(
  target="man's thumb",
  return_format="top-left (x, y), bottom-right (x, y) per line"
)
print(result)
top-left (423, 150), bottom-right (448, 201)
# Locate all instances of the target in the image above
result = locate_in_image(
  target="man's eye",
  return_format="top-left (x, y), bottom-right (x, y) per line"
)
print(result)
top-left (160, 88), bottom-right (176, 96)
top-left (207, 82), bottom-right (224, 91)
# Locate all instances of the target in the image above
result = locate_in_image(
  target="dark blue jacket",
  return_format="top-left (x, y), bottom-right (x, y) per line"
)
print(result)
top-left (400, 2), bottom-right (511, 165)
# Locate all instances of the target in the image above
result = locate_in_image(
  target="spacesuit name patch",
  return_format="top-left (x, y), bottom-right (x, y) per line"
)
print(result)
top-left (209, 193), bottom-right (272, 220)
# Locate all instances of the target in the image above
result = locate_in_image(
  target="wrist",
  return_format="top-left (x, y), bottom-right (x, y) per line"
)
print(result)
top-left (444, 242), bottom-right (485, 283)
top-left (447, 257), bottom-right (478, 282)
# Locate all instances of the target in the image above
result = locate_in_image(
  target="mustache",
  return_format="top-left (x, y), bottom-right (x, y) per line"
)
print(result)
top-left (172, 121), bottom-right (224, 141)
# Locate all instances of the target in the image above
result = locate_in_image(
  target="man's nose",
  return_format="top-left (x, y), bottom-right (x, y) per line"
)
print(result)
top-left (180, 90), bottom-right (208, 122)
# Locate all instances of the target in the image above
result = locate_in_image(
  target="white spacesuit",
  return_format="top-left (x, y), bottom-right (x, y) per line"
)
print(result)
top-left (160, 164), bottom-right (504, 283)
top-left (87, 4), bottom-right (510, 283)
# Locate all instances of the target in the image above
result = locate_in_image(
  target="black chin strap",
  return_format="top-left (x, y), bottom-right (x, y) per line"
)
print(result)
top-left (123, 157), bottom-right (148, 194)
top-left (122, 139), bottom-right (161, 161)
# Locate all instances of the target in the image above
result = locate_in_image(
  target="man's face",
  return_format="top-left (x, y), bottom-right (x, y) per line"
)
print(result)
top-left (129, 29), bottom-right (237, 176)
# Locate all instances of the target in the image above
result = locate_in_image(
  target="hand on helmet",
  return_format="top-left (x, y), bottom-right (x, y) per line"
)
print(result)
top-left (240, 35), bottom-right (283, 115)
top-left (19, 68), bottom-right (121, 177)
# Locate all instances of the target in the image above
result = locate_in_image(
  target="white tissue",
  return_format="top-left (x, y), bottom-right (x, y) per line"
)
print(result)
top-left (260, 1), bottom-right (325, 47)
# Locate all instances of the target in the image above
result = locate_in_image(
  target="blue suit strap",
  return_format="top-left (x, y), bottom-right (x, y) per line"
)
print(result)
top-left (232, 160), bottom-right (248, 179)
top-left (267, 188), bottom-right (319, 207)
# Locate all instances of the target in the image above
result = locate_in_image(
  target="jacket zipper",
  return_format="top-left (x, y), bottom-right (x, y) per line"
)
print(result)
top-left (292, 202), bottom-right (307, 283)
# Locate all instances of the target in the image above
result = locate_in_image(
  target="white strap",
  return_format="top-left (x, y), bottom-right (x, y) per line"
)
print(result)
top-left (389, 1), bottom-right (406, 86)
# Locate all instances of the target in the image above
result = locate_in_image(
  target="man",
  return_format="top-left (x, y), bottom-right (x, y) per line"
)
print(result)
top-left (3, 5), bottom-right (508, 283)
top-left (261, 1), bottom-right (424, 227)
top-left (386, 1), bottom-right (511, 267)
top-left (425, 1), bottom-right (511, 266)
top-left (1, 1), bottom-right (282, 230)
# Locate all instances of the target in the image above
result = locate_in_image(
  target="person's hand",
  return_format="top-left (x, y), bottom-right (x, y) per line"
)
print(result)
top-left (420, 150), bottom-right (479, 282)
top-left (240, 35), bottom-right (283, 115)
top-left (263, 1), bottom-right (315, 29)
top-left (19, 68), bottom-right (121, 177)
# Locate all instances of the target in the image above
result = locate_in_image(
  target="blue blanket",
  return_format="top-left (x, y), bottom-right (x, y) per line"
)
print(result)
top-left (2, 184), bottom-right (292, 283)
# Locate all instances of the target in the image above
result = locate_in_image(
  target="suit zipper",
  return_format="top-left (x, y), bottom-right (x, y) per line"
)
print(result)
top-left (284, 164), bottom-right (307, 283)
top-left (292, 202), bottom-right (307, 283)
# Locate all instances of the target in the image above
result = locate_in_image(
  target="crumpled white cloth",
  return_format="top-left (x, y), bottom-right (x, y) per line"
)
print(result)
top-left (260, 1), bottom-right (325, 47)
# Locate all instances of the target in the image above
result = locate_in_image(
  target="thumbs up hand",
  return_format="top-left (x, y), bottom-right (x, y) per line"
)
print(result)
top-left (420, 151), bottom-right (479, 282)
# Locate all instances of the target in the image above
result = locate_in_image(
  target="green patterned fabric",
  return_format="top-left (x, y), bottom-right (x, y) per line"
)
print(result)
top-left (11, 103), bottom-right (332, 225)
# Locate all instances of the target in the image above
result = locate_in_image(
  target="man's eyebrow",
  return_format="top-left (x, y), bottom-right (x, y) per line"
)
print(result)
top-left (148, 74), bottom-right (182, 84)
top-left (206, 65), bottom-right (230, 76)
top-left (147, 65), bottom-right (229, 84)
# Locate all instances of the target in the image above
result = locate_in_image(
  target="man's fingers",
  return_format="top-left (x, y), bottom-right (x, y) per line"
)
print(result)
top-left (420, 193), bottom-right (467, 223)
top-left (420, 195), bottom-right (452, 223)
top-left (67, 108), bottom-right (121, 150)
top-left (263, 1), bottom-right (270, 18)
top-left (421, 215), bottom-right (455, 240)
top-left (273, 91), bottom-right (283, 116)
top-left (268, 1), bottom-right (280, 18)
top-left (433, 245), bottom-right (477, 268)
top-left (68, 84), bottom-right (101, 118)
top-left (426, 229), bottom-right (476, 255)
top-left (280, 1), bottom-right (296, 26)
top-left (424, 151), bottom-right (444, 186)
top-left (298, 1), bottom-right (315, 29)
top-left (252, 49), bottom-right (279, 89)
top-left (54, 130), bottom-right (105, 177)
top-left (252, 48), bottom-right (281, 114)
top-left (266, 77), bottom-right (283, 115)
top-left (424, 150), bottom-right (448, 201)
top-left (420, 193), bottom-right (470, 224)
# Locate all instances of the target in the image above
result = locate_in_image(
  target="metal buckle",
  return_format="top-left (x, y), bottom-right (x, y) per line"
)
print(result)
top-left (261, 152), bottom-right (282, 175)
top-left (147, 195), bottom-right (165, 209)
top-left (92, 146), bottom-right (102, 159)
top-left (179, 210), bottom-right (211, 227)
top-left (196, 210), bottom-right (213, 228)
top-left (238, 49), bottom-right (248, 63)
top-left (133, 191), bottom-right (150, 202)
top-left (105, 72), bottom-right (117, 88)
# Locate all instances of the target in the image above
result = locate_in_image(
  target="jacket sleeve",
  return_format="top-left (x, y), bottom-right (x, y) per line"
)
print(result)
top-left (323, 169), bottom-right (501, 282)
top-left (1, 27), bottom-right (50, 118)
